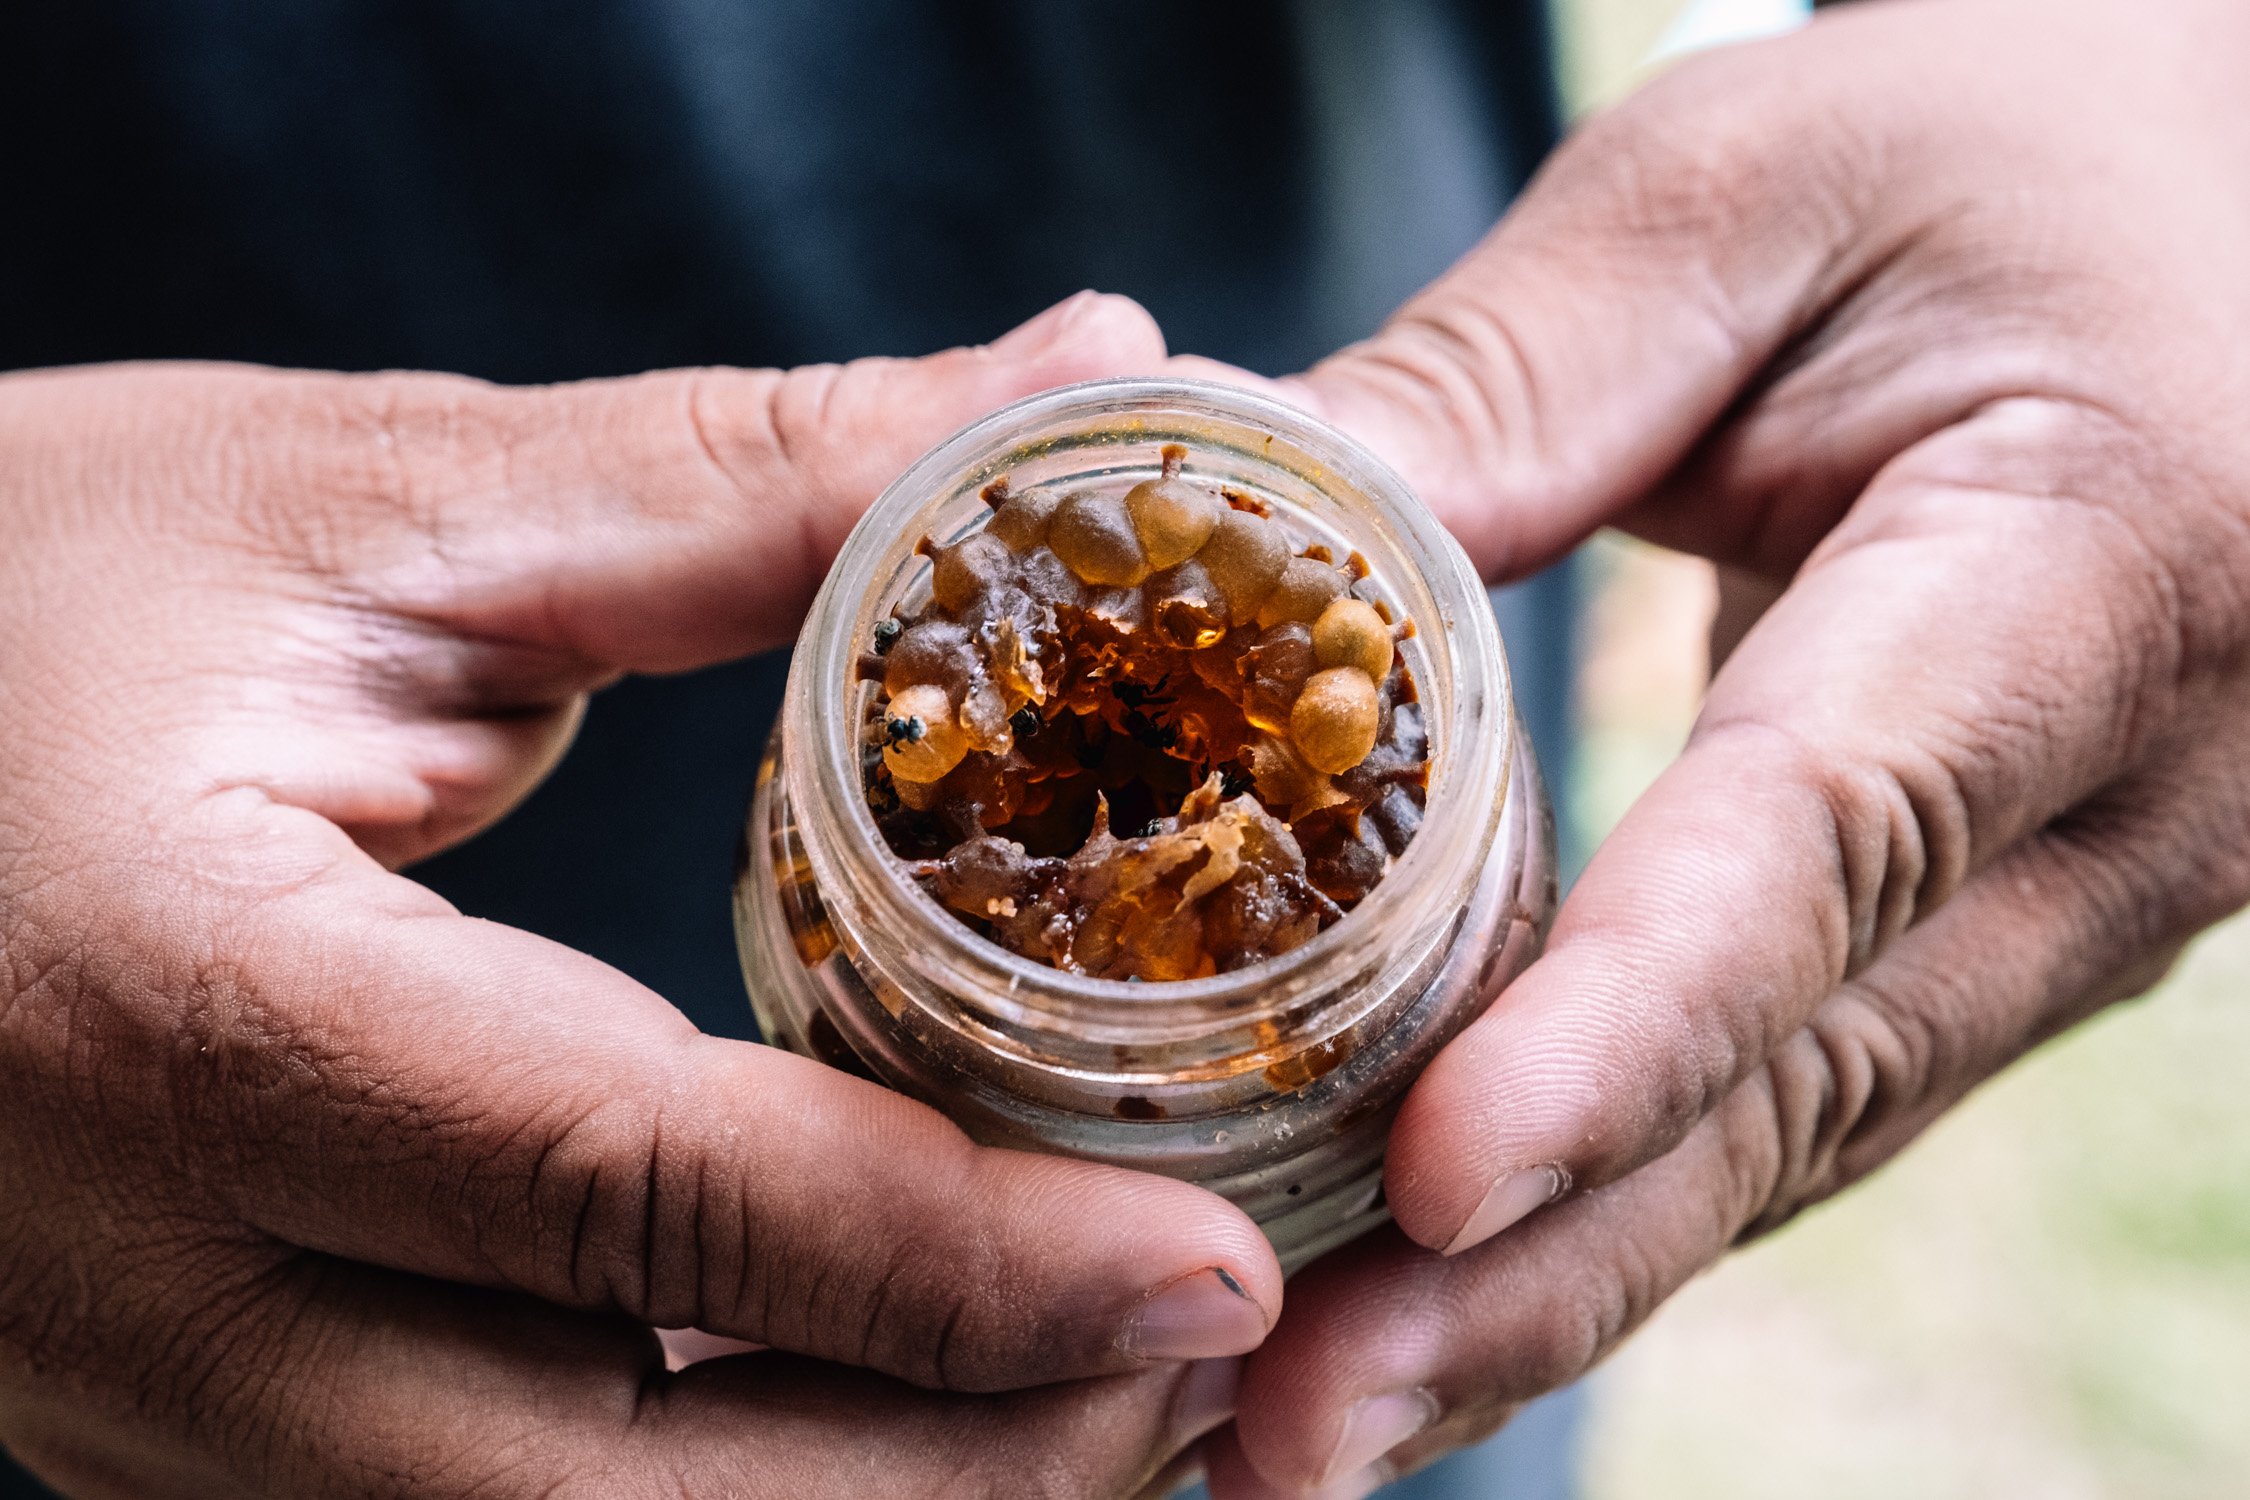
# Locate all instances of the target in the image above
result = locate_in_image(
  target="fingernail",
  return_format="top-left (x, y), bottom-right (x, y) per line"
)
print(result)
top-left (1310, 1463), bottom-right (1397, 1500)
top-left (655, 1326), bottom-right (766, 1371)
top-left (992, 291), bottom-right (1100, 355)
top-left (1322, 1389), bottom-right (1437, 1485)
top-left (1442, 1164), bottom-right (1566, 1257)
top-left (1166, 1356), bottom-right (1242, 1449)
top-left (1121, 1266), bottom-right (1270, 1361)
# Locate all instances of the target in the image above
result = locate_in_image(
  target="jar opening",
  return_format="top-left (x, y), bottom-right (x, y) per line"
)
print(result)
top-left (788, 379), bottom-right (1511, 1039)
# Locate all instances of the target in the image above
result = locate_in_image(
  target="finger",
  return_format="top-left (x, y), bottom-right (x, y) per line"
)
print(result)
top-left (1211, 1096), bottom-right (1769, 1500)
top-left (1, 1237), bottom-right (1228, 1500)
top-left (114, 290), bottom-right (1163, 674)
top-left (1280, 31), bottom-right (1881, 578)
top-left (1381, 397), bottom-right (2196, 1258)
top-left (1201, 1368), bottom-right (1519, 1500)
top-left (1215, 737), bottom-right (2250, 1496)
top-left (68, 802), bottom-right (1279, 1394)
top-left (411, 289), bottom-right (1166, 670)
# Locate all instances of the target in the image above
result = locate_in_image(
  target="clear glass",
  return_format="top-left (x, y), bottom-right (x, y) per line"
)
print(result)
top-left (734, 379), bottom-right (1555, 1271)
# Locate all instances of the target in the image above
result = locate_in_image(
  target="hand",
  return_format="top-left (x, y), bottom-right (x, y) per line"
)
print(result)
top-left (1200, 1), bottom-right (2250, 1491)
top-left (0, 293), bottom-right (1279, 1498)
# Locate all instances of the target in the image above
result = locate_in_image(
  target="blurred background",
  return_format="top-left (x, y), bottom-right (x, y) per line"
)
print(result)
top-left (3, 5), bottom-right (2242, 1497)
top-left (1560, 6), bottom-right (2250, 1498)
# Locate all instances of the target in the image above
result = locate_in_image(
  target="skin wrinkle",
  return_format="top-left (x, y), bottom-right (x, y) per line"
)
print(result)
top-left (855, 1234), bottom-right (916, 1374)
top-left (1682, 720), bottom-right (1864, 967)
top-left (1710, 1075), bottom-right (1788, 1259)
top-left (752, 366), bottom-right (836, 627)
top-left (692, 363), bottom-right (847, 659)
top-left (1968, 518), bottom-right (2164, 793)
top-left (1797, 746), bottom-right (1910, 978)
top-left (0, 1266), bottom-right (70, 1382)
top-left (1654, 261), bottom-right (2179, 582)
top-left (1700, 656), bottom-right (2009, 956)
top-left (797, 359), bottom-right (849, 465)
top-left (894, 1227), bottom-right (968, 1390)
top-left (174, 936), bottom-right (460, 1202)
top-left (1745, 1017), bottom-right (1866, 1241)
top-left (1553, 75), bottom-right (1866, 311)
top-left (147, 1251), bottom-right (305, 1437)
top-left (1824, 990), bottom-right (1930, 1167)
top-left (679, 370), bottom-right (742, 533)
top-left (686, 1148), bottom-right (709, 1335)
top-left (1900, 398), bottom-right (2192, 583)
top-left (734, 1188), bottom-right (757, 1363)
top-left (754, 1190), bottom-right (785, 1376)
top-left (0, 904), bottom-right (81, 1035)
top-left (565, 1162), bottom-right (601, 1307)
top-left (637, 1109), bottom-right (665, 1321)
top-left (1768, 785), bottom-right (2158, 1222)
top-left (2043, 795), bottom-right (2205, 966)
top-left (441, 1442), bottom-right (570, 1500)
top-left (1760, 728), bottom-right (2250, 1235)
top-left (185, 891), bottom-right (859, 1335)
top-left (219, 1259), bottom-right (329, 1481)
top-left (1767, 1025), bottom-right (1850, 1223)
top-left (465, 1096), bottom-right (597, 1290)
top-left (1387, 304), bottom-right (1543, 500)
top-left (931, 1297), bottom-right (968, 1395)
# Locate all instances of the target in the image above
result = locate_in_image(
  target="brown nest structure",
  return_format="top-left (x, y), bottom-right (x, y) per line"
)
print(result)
top-left (857, 445), bottom-right (1430, 981)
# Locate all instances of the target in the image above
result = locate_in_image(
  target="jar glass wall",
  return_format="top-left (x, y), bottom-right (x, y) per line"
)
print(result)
top-left (735, 379), bottom-right (1555, 1270)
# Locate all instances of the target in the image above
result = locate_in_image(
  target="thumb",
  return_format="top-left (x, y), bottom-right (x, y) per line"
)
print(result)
top-left (1284, 44), bottom-right (1866, 578)
top-left (304, 290), bottom-right (1169, 672)
top-left (138, 808), bottom-right (1282, 1394)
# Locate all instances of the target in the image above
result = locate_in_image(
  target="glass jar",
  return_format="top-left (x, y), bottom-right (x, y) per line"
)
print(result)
top-left (734, 378), bottom-right (1554, 1271)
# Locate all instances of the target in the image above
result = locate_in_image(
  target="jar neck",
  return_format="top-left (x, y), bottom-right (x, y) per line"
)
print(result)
top-left (781, 379), bottom-right (1513, 1091)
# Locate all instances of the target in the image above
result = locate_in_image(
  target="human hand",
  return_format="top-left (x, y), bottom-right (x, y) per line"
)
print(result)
top-left (0, 293), bottom-right (1278, 1498)
top-left (1200, 1), bottom-right (2250, 1490)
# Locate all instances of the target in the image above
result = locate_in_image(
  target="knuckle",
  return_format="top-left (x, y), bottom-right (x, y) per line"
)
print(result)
top-left (1759, 891), bottom-right (2069, 1240)
top-left (512, 1098), bottom-right (669, 1317)
top-left (225, 371), bottom-right (431, 573)
top-left (1514, 1292), bottom-right (1611, 1396)
top-left (516, 1100), bottom-right (752, 1336)
top-left (761, 360), bottom-right (847, 481)
top-left (1365, 302), bottom-right (1544, 481)
top-left (1746, 1005), bottom-right (1901, 1236)
top-left (683, 364), bottom-right (831, 618)
top-left (1702, 715), bottom-right (1961, 976)
top-left (1568, 98), bottom-right (1768, 249)
top-left (791, 1218), bottom-right (975, 1392)
top-left (1560, 42), bottom-right (1872, 270)
top-left (1810, 747), bottom-right (1952, 970)
top-left (1705, 1076), bottom-right (1788, 1246)
top-left (1592, 993), bottom-right (1731, 1180)
top-left (510, 1091), bottom-right (996, 1389)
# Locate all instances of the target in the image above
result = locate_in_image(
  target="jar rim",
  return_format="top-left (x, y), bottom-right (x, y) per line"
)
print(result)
top-left (784, 377), bottom-right (1512, 1034)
